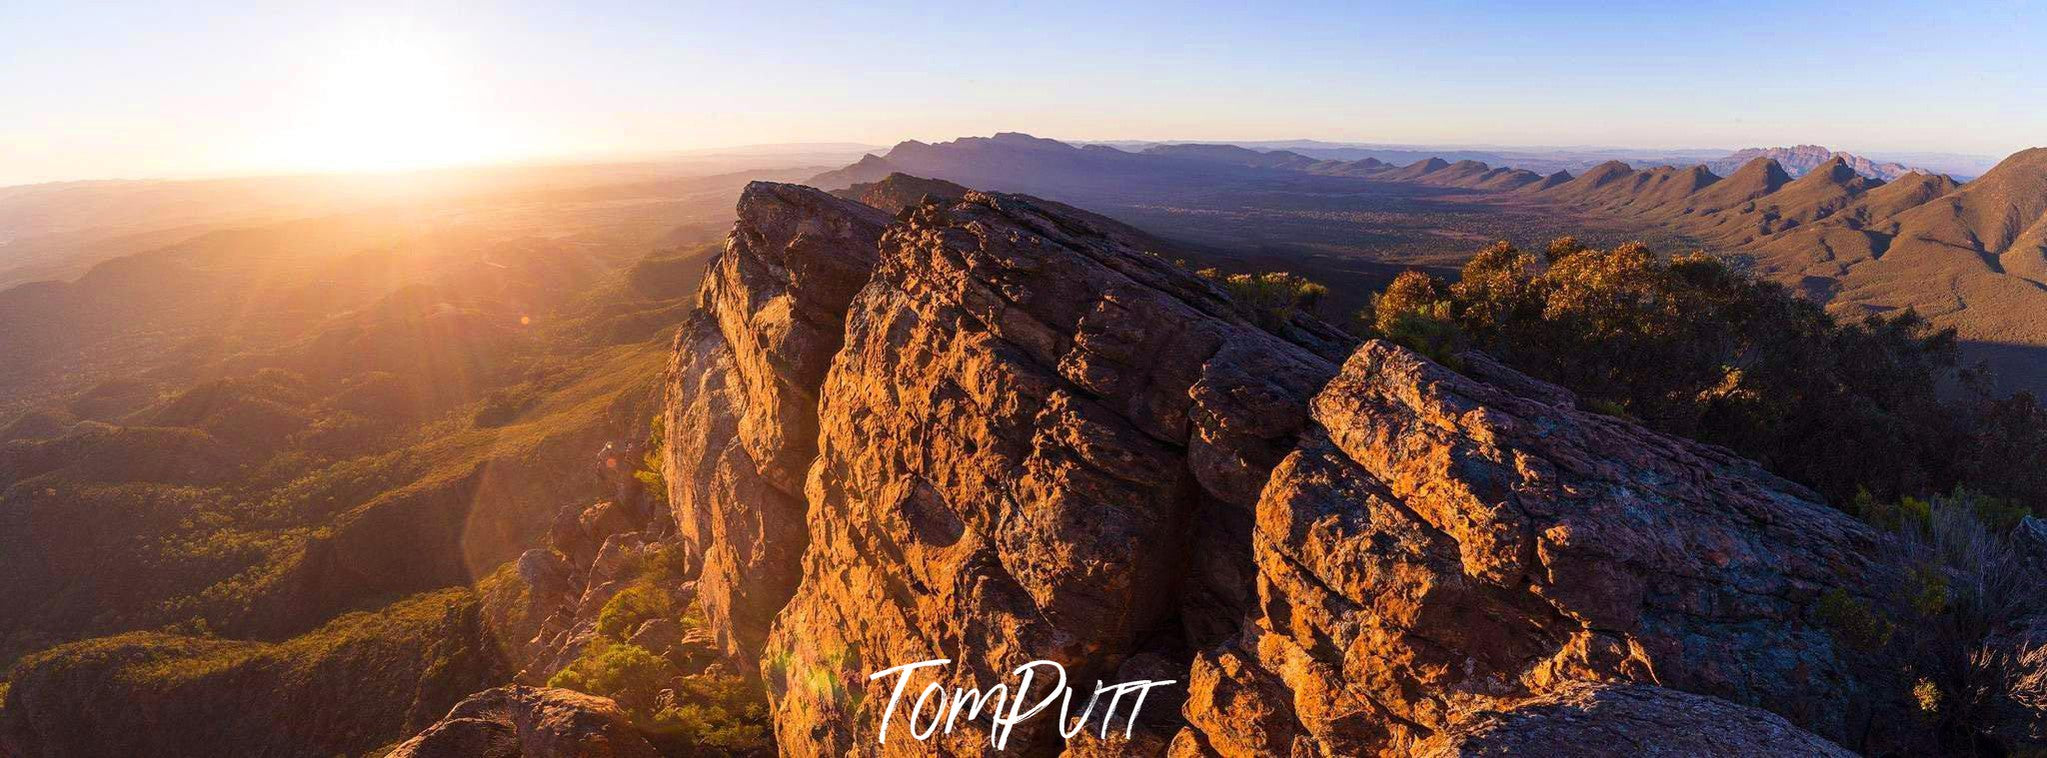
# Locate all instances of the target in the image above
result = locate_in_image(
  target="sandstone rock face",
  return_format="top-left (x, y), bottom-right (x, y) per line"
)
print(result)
top-left (760, 191), bottom-right (1346, 755)
top-left (663, 183), bottom-right (889, 672)
top-left (389, 685), bottom-right (659, 758)
top-left (1412, 682), bottom-right (1856, 757)
top-left (1176, 341), bottom-right (1903, 755)
top-left (647, 180), bottom-right (1982, 756)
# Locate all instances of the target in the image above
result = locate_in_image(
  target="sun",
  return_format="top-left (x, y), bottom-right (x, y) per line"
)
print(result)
top-left (297, 25), bottom-right (507, 174)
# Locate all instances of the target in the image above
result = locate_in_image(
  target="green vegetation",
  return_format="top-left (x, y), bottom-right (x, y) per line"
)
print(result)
top-left (473, 385), bottom-right (542, 427)
top-left (1816, 588), bottom-right (1894, 650)
top-left (1913, 677), bottom-right (1943, 723)
top-left (634, 414), bottom-right (669, 506)
top-left (0, 171), bottom-right (740, 750)
top-left (1907, 565), bottom-right (1951, 619)
top-left (550, 639), bottom-right (672, 709)
top-left (650, 673), bottom-right (776, 752)
top-left (1804, 489), bottom-right (2047, 751)
top-left (548, 639), bottom-right (769, 754)
top-left (547, 546), bottom-right (770, 756)
top-left (1199, 268), bottom-right (1330, 328)
top-left (0, 588), bottom-right (502, 756)
top-left (1366, 239), bottom-right (2047, 753)
top-left (1849, 488), bottom-right (2033, 536)
top-left (1367, 237), bottom-right (2047, 510)
top-left (628, 249), bottom-right (714, 300)
top-left (0, 225), bottom-right (697, 672)
top-left (596, 555), bottom-right (687, 640)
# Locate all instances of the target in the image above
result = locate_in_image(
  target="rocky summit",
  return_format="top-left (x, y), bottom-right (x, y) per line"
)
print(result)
top-left (392, 685), bottom-right (661, 758)
top-left (757, 186), bottom-right (1345, 755)
top-left (635, 175), bottom-right (2044, 755)
top-left (664, 182), bottom-right (891, 674)
top-left (1172, 342), bottom-right (1912, 755)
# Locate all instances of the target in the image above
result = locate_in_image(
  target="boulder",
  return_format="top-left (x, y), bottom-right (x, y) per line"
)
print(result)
top-left (627, 617), bottom-right (685, 654)
top-left (1182, 340), bottom-right (1914, 755)
top-left (389, 685), bottom-right (658, 758)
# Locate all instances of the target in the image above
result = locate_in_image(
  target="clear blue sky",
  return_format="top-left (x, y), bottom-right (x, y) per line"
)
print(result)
top-left (1, 0), bottom-right (2040, 184)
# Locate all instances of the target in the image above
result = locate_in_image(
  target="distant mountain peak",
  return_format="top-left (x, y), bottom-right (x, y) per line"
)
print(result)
top-left (1709, 146), bottom-right (1926, 181)
top-left (987, 131), bottom-right (1071, 148)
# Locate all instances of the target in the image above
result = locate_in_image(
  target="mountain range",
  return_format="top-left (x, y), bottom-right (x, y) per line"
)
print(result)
top-left (1080, 139), bottom-right (1989, 178)
top-left (812, 133), bottom-right (2047, 392)
top-left (1706, 145), bottom-right (1924, 181)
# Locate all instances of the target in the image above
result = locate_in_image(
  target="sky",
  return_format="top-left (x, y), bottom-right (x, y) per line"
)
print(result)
top-left (2, 0), bottom-right (2041, 186)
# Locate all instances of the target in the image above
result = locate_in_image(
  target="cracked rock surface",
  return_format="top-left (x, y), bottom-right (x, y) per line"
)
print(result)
top-left (658, 177), bottom-right (1953, 756)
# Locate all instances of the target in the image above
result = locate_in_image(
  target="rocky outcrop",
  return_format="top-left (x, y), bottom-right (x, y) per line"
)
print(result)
top-left (648, 179), bottom-right (2047, 756)
top-left (513, 518), bottom-right (696, 682)
top-left (832, 173), bottom-right (972, 214)
top-left (1411, 682), bottom-right (1856, 757)
top-left (390, 685), bottom-right (660, 758)
top-left (760, 190), bottom-right (1349, 754)
top-left (663, 183), bottom-right (890, 673)
top-left (476, 430), bottom-right (684, 683)
top-left (1172, 341), bottom-right (1907, 755)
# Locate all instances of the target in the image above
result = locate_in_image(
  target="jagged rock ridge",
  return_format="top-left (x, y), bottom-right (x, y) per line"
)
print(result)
top-left (637, 175), bottom-right (2046, 756)
top-left (663, 182), bottom-right (891, 671)
top-left (763, 185), bottom-right (1348, 754)
top-left (1171, 342), bottom-right (1915, 755)
top-left (391, 685), bottom-right (661, 758)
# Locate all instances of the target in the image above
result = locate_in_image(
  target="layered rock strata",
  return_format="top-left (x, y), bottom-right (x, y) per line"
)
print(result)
top-left (663, 183), bottom-right (891, 671)
top-left (652, 178), bottom-right (1972, 756)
